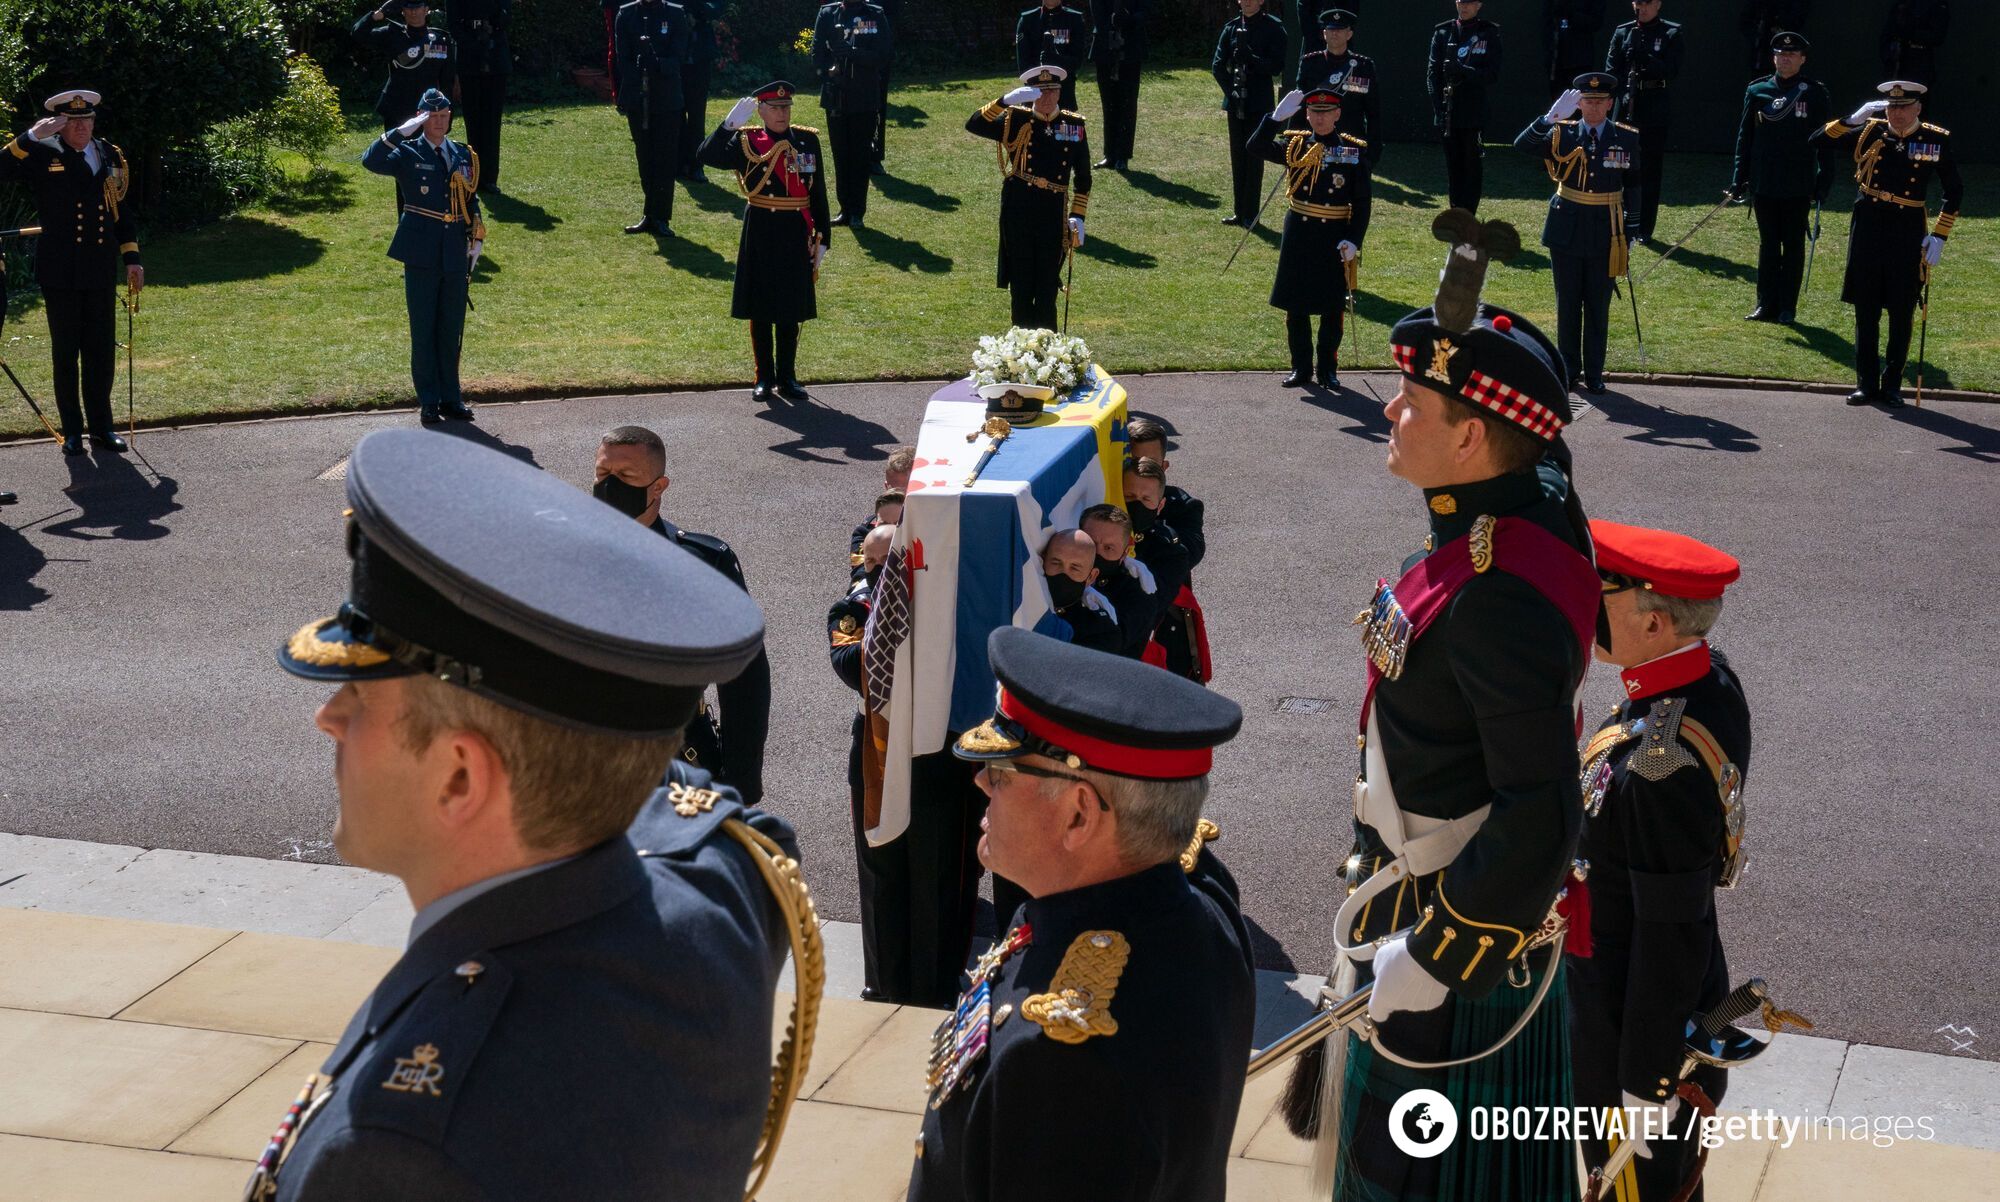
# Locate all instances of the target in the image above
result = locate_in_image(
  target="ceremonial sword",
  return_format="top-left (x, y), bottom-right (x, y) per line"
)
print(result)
top-left (1801, 198), bottom-right (1822, 297)
top-left (1634, 192), bottom-right (1737, 286)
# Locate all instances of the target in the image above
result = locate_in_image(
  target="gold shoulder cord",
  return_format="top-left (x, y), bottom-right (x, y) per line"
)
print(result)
top-left (1543, 124), bottom-right (1587, 190)
top-left (737, 133), bottom-right (796, 200)
top-left (719, 817), bottom-right (824, 1202)
top-left (103, 144), bottom-right (129, 221)
top-left (999, 109), bottom-right (1033, 181)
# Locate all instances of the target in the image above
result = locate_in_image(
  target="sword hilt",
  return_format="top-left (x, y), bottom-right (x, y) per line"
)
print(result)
top-left (1699, 977), bottom-right (1768, 1036)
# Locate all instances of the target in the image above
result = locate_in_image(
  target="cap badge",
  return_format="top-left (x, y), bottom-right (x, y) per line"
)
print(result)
top-left (1428, 493), bottom-right (1457, 516)
top-left (1426, 337), bottom-right (1458, 384)
top-left (380, 1044), bottom-right (445, 1097)
top-left (1023, 930), bottom-right (1128, 1044)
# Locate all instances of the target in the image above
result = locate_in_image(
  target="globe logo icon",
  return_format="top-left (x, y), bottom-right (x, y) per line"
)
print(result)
top-left (1388, 1088), bottom-right (1458, 1158)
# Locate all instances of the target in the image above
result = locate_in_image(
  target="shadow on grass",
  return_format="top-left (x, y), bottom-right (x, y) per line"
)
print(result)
top-left (754, 391), bottom-right (899, 463)
top-left (656, 234), bottom-right (736, 280)
top-left (1121, 168), bottom-right (1220, 211)
top-left (1352, 290), bottom-right (1406, 329)
top-left (683, 175), bottom-right (747, 215)
top-left (261, 166), bottom-right (358, 217)
top-left (1368, 176), bottom-right (1436, 209)
top-left (876, 171), bottom-right (962, 213)
top-left (885, 100), bottom-right (927, 130)
top-left (430, 419), bottom-right (541, 468)
top-left (1639, 240), bottom-right (1756, 288)
top-left (45, 455), bottom-right (180, 542)
top-left (1887, 402), bottom-right (2000, 462)
top-left (851, 225), bottom-right (953, 273)
top-left (1299, 379), bottom-right (1391, 442)
top-left (1781, 319), bottom-right (1872, 375)
top-left (153, 217), bottom-right (325, 287)
top-left (1588, 388), bottom-right (1761, 452)
top-left (482, 190), bottom-right (562, 232)
top-left (1079, 234), bottom-right (1157, 270)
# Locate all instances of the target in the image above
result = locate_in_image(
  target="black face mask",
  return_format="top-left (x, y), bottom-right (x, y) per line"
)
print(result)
top-left (1094, 555), bottom-right (1123, 580)
top-left (592, 474), bottom-right (654, 518)
top-left (1046, 571), bottom-right (1086, 609)
top-left (1127, 503), bottom-right (1157, 535)
top-left (865, 564), bottom-right (883, 589)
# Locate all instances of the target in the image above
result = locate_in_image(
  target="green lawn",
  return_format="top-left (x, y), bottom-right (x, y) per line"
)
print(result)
top-left (4, 66), bottom-right (1997, 437)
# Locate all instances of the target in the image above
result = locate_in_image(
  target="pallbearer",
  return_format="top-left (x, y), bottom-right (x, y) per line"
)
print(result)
top-left (1252, 84), bottom-right (1371, 390)
top-left (965, 67), bottom-right (1091, 330)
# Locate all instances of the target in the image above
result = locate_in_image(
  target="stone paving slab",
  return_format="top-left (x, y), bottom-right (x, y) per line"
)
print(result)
top-left (118, 930), bottom-right (398, 1043)
top-left (0, 1134), bottom-right (258, 1202)
top-left (0, 908), bottom-right (231, 1018)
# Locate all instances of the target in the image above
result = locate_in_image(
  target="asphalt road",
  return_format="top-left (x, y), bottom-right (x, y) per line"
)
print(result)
top-left (2, 374), bottom-right (1995, 1059)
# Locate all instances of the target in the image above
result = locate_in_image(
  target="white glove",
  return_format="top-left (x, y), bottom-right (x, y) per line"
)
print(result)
top-left (1337, 239), bottom-right (1358, 262)
top-left (813, 241), bottom-right (827, 271)
top-left (1922, 234), bottom-right (1944, 267)
top-left (1618, 1091), bottom-right (1683, 1161)
top-left (468, 239), bottom-right (483, 272)
top-left (1002, 86), bottom-right (1040, 106)
top-left (1068, 216), bottom-right (1085, 247)
top-left (1365, 936), bottom-right (1451, 1024)
top-left (1847, 99), bottom-right (1889, 125)
top-left (28, 115), bottom-right (66, 141)
top-left (1273, 88), bottom-right (1305, 121)
top-left (1546, 88), bottom-right (1583, 123)
top-left (724, 96), bottom-right (757, 130)
top-left (395, 113), bottom-right (427, 137)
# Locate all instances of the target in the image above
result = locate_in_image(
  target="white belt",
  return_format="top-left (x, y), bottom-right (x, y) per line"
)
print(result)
top-left (1331, 706), bottom-right (1490, 962)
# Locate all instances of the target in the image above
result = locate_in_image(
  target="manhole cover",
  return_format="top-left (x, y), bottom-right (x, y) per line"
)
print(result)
top-left (1276, 696), bottom-right (1336, 715)
top-left (317, 457), bottom-right (349, 481)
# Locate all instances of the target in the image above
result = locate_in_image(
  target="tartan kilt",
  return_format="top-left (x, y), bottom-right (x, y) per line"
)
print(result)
top-left (1334, 952), bottom-right (1576, 1202)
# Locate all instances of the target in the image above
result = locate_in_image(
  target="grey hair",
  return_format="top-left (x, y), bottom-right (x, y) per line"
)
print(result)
top-left (1633, 589), bottom-right (1723, 638)
top-left (1045, 767), bottom-right (1210, 865)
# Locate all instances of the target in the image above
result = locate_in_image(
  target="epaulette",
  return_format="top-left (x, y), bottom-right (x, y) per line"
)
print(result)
top-left (790, 123), bottom-right (819, 134)
top-left (1553, 117), bottom-right (1579, 127)
top-left (1921, 121), bottom-right (1950, 136)
top-left (1625, 696), bottom-right (1699, 782)
top-left (1341, 132), bottom-right (1368, 148)
top-left (1022, 930), bottom-right (1128, 1044)
top-left (630, 762), bottom-right (745, 854)
top-left (1179, 818), bottom-right (1220, 874)
top-left (674, 526), bottom-right (736, 564)
top-left (1059, 109), bottom-right (1086, 121)
top-left (1280, 127), bottom-right (1310, 139)
top-left (1615, 121), bottom-right (1639, 133)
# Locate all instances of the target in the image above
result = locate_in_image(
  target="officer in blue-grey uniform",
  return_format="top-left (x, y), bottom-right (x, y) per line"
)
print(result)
top-left (362, 89), bottom-right (484, 426)
top-left (250, 428), bottom-right (806, 1201)
top-left (909, 626), bottom-right (1254, 1201)
top-left (1517, 70), bottom-right (1641, 394)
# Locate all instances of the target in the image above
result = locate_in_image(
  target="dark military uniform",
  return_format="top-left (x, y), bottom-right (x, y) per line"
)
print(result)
top-left (1296, 41), bottom-right (1381, 163)
top-left (1047, 586), bottom-right (1121, 651)
top-left (1741, 0), bottom-right (1810, 73)
top-left (615, 0), bottom-right (691, 233)
top-left (678, 0), bottom-right (726, 178)
top-left (1882, 0), bottom-right (1949, 90)
top-left (1811, 94), bottom-right (1963, 405)
top-left (1606, 12), bottom-right (1682, 241)
top-left (360, 109), bottom-right (485, 423)
top-left (1517, 79), bottom-right (1641, 391)
top-left (814, 0), bottom-right (893, 224)
top-left (1089, 0), bottom-right (1148, 168)
top-left (1544, 0), bottom-right (1604, 100)
top-left (1252, 101), bottom-right (1371, 385)
top-left (1160, 483), bottom-right (1206, 569)
top-left (1017, 2), bottom-right (1090, 111)
top-left (1427, 13), bottom-right (1503, 212)
top-left (1569, 519), bottom-right (1749, 1202)
top-left (652, 516), bottom-right (772, 807)
top-left (0, 106), bottom-right (140, 449)
top-left (352, 8), bottom-right (457, 129)
top-left (1330, 293), bottom-right (1597, 1202)
top-left (257, 428), bottom-right (801, 1202)
top-left (966, 81), bottom-right (1091, 330)
top-left (912, 626), bottom-right (1254, 1202)
top-left (447, 0), bottom-right (509, 192)
top-left (828, 575), bottom-right (901, 997)
top-left (1732, 43), bottom-right (1833, 323)
top-left (1213, 8), bottom-right (1288, 224)
top-left (697, 89), bottom-right (831, 397)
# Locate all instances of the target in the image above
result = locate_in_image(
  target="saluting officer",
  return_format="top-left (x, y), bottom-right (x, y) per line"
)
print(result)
top-left (1427, 0), bottom-right (1504, 213)
top-left (253, 428), bottom-right (803, 1201)
top-left (614, 0), bottom-right (691, 236)
top-left (1517, 71), bottom-right (1641, 395)
top-left (447, 0), bottom-right (510, 193)
top-left (678, 0), bottom-right (726, 180)
top-left (1253, 85), bottom-right (1371, 389)
top-left (1213, 0), bottom-right (1288, 227)
top-left (0, 91), bottom-right (141, 456)
top-left (1296, 10), bottom-right (1380, 164)
top-left (1017, 0), bottom-right (1090, 112)
top-left (911, 626), bottom-right (1254, 1202)
top-left (1544, 0), bottom-right (1605, 100)
top-left (1812, 80), bottom-right (1963, 409)
top-left (966, 67), bottom-right (1092, 330)
top-left (1882, 0), bottom-right (1949, 91)
top-left (1731, 31), bottom-right (1832, 325)
top-left (1606, 0), bottom-right (1683, 242)
top-left (814, 0), bottom-right (894, 227)
top-left (698, 82), bottom-right (832, 401)
top-left (1089, 0), bottom-right (1148, 171)
top-left (1571, 520), bottom-right (1749, 1198)
top-left (360, 89), bottom-right (484, 426)
top-left (352, 2), bottom-right (456, 131)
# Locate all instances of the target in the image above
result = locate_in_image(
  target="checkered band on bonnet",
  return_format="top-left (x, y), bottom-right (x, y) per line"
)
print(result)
top-left (1389, 315), bottom-right (1569, 442)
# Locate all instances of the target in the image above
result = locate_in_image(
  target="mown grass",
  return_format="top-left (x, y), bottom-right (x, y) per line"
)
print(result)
top-left (3, 66), bottom-right (1996, 437)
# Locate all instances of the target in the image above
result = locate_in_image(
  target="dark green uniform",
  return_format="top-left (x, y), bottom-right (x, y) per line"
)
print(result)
top-left (614, 0), bottom-right (691, 231)
top-left (1214, 10), bottom-right (1289, 224)
top-left (1605, 15), bottom-right (1682, 240)
top-left (1017, 2), bottom-right (1090, 110)
top-left (813, 0), bottom-right (893, 224)
top-left (1544, 0), bottom-right (1604, 99)
top-left (1427, 15), bottom-right (1503, 212)
top-left (1088, 0), bottom-right (1148, 168)
top-left (351, 9), bottom-right (456, 128)
top-left (1732, 68), bottom-right (1833, 322)
top-left (447, 0), bottom-right (509, 192)
top-left (1296, 48), bottom-right (1382, 163)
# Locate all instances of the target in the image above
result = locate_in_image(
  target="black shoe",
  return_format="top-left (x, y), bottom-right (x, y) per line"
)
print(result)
top-left (624, 218), bottom-right (652, 234)
top-left (869, 160), bottom-right (884, 175)
top-left (1845, 388), bottom-right (1876, 406)
top-left (1114, 159), bottom-right (1130, 171)
top-left (751, 381), bottom-right (776, 401)
top-left (91, 431), bottom-right (127, 453)
top-left (830, 212), bottom-right (852, 227)
top-left (1221, 215), bottom-right (1243, 226)
top-left (777, 379), bottom-right (810, 401)
top-left (61, 434), bottom-right (85, 455)
top-left (0, 490), bottom-right (15, 505)
top-left (1094, 157), bottom-right (1116, 169)
top-left (1880, 387), bottom-right (1906, 409)
top-left (1582, 377), bottom-right (1607, 394)
top-left (1745, 307), bottom-right (1773, 322)
top-left (439, 402), bottom-right (475, 421)
top-left (420, 408), bottom-right (444, 425)
top-left (1281, 369), bottom-right (1309, 387)
top-left (1775, 310), bottom-right (1796, 324)
top-left (1317, 370), bottom-right (1340, 390)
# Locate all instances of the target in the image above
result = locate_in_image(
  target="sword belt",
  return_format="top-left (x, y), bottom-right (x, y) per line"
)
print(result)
top-left (1857, 183), bottom-right (1926, 209)
top-left (1287, 200), bottom-right (1353, 220)
top-left (745, 194), bottom-right (810, 211)
top-left (401, 204), bottom-right (470, 223)
top-left (1557, 186), bottom-right (1629, 277)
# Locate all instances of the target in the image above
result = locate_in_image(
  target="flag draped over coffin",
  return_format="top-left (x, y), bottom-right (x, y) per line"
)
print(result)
top-left (863, 366), bottom-right (1129, 845)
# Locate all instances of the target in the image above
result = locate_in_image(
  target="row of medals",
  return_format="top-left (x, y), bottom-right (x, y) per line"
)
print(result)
top-left (1355, 579), bottom-right (1413, 681)
top-left (926, 923), bottom-right (1033, 1110)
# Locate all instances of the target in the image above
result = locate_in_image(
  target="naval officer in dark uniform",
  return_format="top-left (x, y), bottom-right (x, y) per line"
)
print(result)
top-left (1605, 0), bottom-right (1682, 242)
top-left (1294, 233), bottom-right (1600, 1201)
top-left (1214, 0), bottom-right (1288, 226)
top-left (1731, 31), bottom-right (1832, 325)
top-left (1571, 519), bottom-right (1749, 1202)
top-left (251, 428), bottom-right (809, 1201)
top-left (1296, 10), bottom-right (1380, 163)
top-left (1252, 84), bottom-right (1371, 389)
top-left (1811, 80), bottom-right (1963, 408)
top-left (910, 626), bottom-right (1255, 1202)
top-left (360, 89), bottom-right (484, 426)
top-left (447, 0), bottom-right (509, 193)
top-left (966, 67), bottom-right (1091, 330)
top-left (1517, 71), bottom-right (1641, 394)
top-left (1428, 0), bottom-right (1504, 213)
top-left (614, 0), bottom-right (691, 236)
top-left (1017, 0), bottom-right (1089, 112)
top-left (698, 82), bottom-right (832, 401)
top-left (352, 1), bottom-right (457, 131)
top-left (0, 90), bottom-right (141, 454)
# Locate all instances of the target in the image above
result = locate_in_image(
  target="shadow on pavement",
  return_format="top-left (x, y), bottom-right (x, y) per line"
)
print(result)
top-left (0, 515), bottom-right (51, 610)
top-left (44, 454), bottom-right (180, 541)
top-left (1588, 388), bottom-right (1761, 452)
top-left (1887, 404), bottom-right (2000, 463)
top-left (1299, 380), bottom-right (1391, 443)
top-left (755, 392), bottom-right (898, 464)
top-left (430, 419), bottom-right (541, 468)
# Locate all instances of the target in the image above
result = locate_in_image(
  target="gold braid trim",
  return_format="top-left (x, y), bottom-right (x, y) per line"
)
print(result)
top-left (1022, 931), bottom-right (1128, 1045)
top-left (103, 144), bottom-right (129, 223)
top-left (1933, 210), bottom-right (1957, 237)
top-left (448, 146), bottom-right (484, 241)
top-left (720, 817), bottom-right (824, 1202)
top-left (736, 129), bottom-right (797, 201)
top-left (285, 620), bottom-right (391, 669)
top-left (1178, 818), bottom-right (1221, 873)
top-left (1543, 123), bottom-right (1589, 191)
top-left (998, 108), bottom-right (1034, 181)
